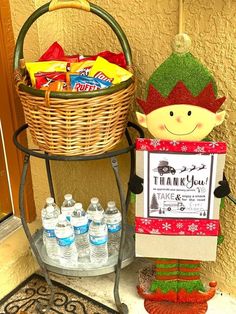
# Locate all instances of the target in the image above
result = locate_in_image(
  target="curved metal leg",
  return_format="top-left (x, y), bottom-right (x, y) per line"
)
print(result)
top-left (45, 153), bottom-right (55, 201)
top-left (111, 157), bottom-right (129, 314)
top-left (125, 128), bottom-right (135, 210)
top-left (19, 154), bottom-right (55, 313)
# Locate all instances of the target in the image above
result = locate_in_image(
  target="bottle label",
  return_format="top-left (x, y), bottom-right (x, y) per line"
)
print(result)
top-left (44, 229), bottom-right (56, 238)
top-left (74, 224), bottom-right (88, 235)
top-left (89, 235), bottom-right (108, 246)
top-left (57, 235), bottom-right (75, 247)
top-left (107, 223), bottom-right (122, 233)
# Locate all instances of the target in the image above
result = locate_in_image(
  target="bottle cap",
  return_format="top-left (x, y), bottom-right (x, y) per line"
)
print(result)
top-left (107, 201), bottom-right (115, 208)
top-left (64, 194), bottom-right (72, 201)
top-left (46, 197), bottom-right (54, 205)
top-left (58, 214), bottom-right (67, 222)
top-left (91, 197), bottom-right (99, 204)
top-left (74, 202), bottom-right (83, 210)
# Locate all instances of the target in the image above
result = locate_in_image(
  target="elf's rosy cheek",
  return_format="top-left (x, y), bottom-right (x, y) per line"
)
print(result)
top-left (216, 115), bottom-right (222, 122)
top-left (197, 123), bottom-right (203, 129)
top-left (159, 125), bottom-right (165, 130)
top-left (139, 116), bottom-right (145, 123)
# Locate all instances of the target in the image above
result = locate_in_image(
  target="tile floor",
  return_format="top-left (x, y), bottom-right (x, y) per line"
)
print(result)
top-left (50, 258), bottom-right (236, 314)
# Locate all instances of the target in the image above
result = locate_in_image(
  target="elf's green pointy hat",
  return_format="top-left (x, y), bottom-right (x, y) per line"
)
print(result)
top-left (137, 34), bottom-right (226, 114)
top-left (146, 51), bottom-right (218, 98)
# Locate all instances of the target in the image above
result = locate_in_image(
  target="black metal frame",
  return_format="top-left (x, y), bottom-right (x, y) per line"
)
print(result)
top-left (13, 121), bottom-right (144, 314)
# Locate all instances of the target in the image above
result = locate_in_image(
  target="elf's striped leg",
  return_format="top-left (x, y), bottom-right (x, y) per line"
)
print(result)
top-left (177, 260), bottom-right (205, 302)
top-left (150, 258), bottom-right (179, 302)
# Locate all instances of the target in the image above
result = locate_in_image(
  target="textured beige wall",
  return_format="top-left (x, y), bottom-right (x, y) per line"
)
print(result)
top-left (5, 0), bottom-right (236, 297)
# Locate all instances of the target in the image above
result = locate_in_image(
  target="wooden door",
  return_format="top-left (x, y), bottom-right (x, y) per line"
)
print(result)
top-left (0, 0), bottom-right (35, 222)
top-left (0, 129), bottom-right (12, 221)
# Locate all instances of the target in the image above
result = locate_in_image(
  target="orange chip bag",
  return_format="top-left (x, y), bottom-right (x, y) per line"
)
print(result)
top-left (26, 61), bottom-right (68, 86)
top-left (40, 81), bottom-right (65, 92)
top-left (69, 60), bottom-right (95, 76)
top-left (88, 56), bottom-right (132, 84)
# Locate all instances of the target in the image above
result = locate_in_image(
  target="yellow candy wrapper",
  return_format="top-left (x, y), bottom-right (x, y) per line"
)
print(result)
top-left (69, 60), bottom-right (95, 76)
top-left (26, 61), bottom-right (68, 86)
top-left (89, 56), bottom-right (132, 84)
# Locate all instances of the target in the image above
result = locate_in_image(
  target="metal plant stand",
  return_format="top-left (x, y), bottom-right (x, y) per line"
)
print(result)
top-left (13, 122), bottom-right (144, 314)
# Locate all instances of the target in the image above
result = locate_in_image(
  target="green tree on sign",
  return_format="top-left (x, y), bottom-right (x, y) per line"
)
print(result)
top-left (150, 193), bottom-right (159, 209)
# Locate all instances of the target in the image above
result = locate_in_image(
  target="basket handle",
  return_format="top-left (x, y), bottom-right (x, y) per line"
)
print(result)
top-left (49, 0), bottom-right (90, 11)
top-left (14, 0), bottom-right (132, 72)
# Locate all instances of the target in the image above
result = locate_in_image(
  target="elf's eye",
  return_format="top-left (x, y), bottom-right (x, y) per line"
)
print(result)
top-left (170, 111), bottom-right (174, 116)
top-left (188, 111), bottom-right (192, 116)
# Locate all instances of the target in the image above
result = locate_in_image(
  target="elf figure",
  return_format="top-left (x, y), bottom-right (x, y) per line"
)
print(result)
top-left (132, 34), bottom-right (232, 314)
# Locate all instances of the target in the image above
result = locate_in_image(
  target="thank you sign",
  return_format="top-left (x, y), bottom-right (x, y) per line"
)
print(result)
top-left (135, 138), bottom-right (226, 260)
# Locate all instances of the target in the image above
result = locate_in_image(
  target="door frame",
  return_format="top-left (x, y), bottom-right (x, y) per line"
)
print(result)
top-left (0, 0), bottom-right (36, 222)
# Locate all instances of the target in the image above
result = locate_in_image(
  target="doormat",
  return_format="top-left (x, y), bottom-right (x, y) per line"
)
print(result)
top-left (0, 273), bottom-right (118, 314)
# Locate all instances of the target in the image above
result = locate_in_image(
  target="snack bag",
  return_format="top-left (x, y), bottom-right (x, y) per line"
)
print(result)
top-left (41, 81), bottom-right (65, 92)
top-left (69, 74), bottom-right (111, 92)
top-left (61, 56), bottom-right (79, 63)
top-left (39, 41), bottom-right (79, 62)
top-left (26, 61), bottom-right (68, 86)
top-left (69, 60), bottom-right (95, 76)
top-left (79, 51), bottom-right (127, 68)
top-left (89, 57), bottom-right (132, 84)
top-left (98, 51), bottom-right (126, 68)
top-left (35, 72), bottom-right (67, 91)
top-left (39, 42), bottom-right (64, 61)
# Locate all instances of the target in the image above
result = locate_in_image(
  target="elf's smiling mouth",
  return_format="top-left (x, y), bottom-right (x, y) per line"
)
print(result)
top-left (164, 124), bottom-right (198, 136)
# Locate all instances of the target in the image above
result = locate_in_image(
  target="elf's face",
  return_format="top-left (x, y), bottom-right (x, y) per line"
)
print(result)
top-left (137, 104), bottom-right (225, 141)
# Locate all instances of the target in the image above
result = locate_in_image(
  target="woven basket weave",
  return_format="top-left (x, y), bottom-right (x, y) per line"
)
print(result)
top-left (14, 0), bottom-right (135, 156)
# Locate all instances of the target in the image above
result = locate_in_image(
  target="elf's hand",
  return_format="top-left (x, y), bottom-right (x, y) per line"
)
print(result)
top-left (129, 174), bottom-right (144, 194)
top-left (214, 174), bottom-right (231, 198)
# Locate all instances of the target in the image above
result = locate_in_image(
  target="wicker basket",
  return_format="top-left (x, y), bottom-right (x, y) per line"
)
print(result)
top-left (14, 0), bottom-right (135, 156)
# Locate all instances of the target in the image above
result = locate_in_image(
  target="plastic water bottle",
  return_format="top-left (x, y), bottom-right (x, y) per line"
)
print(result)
top-left (87, 197), bottom-right (104, 223)
top-left (41, 198), bottom-right (60, 260)
top-left (61, 194), bottom-right (76, 221)
top-left (42, 197), bottom-right (60, 221)
top-left (104, 201), bottom-right (122, 255)
top-left (71, 203), bottom-right (89, 258)
top-left (55, 214), bottom-right (78, 267)
top-left (89, 212), bottom-right (108, 265)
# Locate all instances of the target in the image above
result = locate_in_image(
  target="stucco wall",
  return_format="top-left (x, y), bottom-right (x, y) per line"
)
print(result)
top-left (5, 0), bottom-right (236, 298)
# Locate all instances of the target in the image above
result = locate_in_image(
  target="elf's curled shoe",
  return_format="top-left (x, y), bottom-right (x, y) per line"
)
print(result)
top-left (144, 300), bottom-right (208, 314)
top-left (137, 281), bottom-right (217, 303)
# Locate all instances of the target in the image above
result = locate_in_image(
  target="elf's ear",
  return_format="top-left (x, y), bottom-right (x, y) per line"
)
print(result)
top-left (215, 111), bottom-right (226, 126)
top-left (136, 112), bottom-right (147, 128)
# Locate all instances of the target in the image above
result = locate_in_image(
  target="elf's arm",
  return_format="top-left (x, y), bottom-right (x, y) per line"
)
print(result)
top-left (214, 173), bottom-right (231, 198)
top-left (129, 174), bottom-right (144, 194)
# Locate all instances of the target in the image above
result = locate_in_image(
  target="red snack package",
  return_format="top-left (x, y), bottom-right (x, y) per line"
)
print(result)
top-left (79, 51), bottom-right (127, 68)
top-left (39, 42), bottom-right (65, 61)
top-left (39, 42), bottom-right (79, 62)
top-left (60, 56), bottom-right (79, 63)
top-left (99, 51), bottom-right (127, 69)
top-left (35, 72), bottom-right (67, 90)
